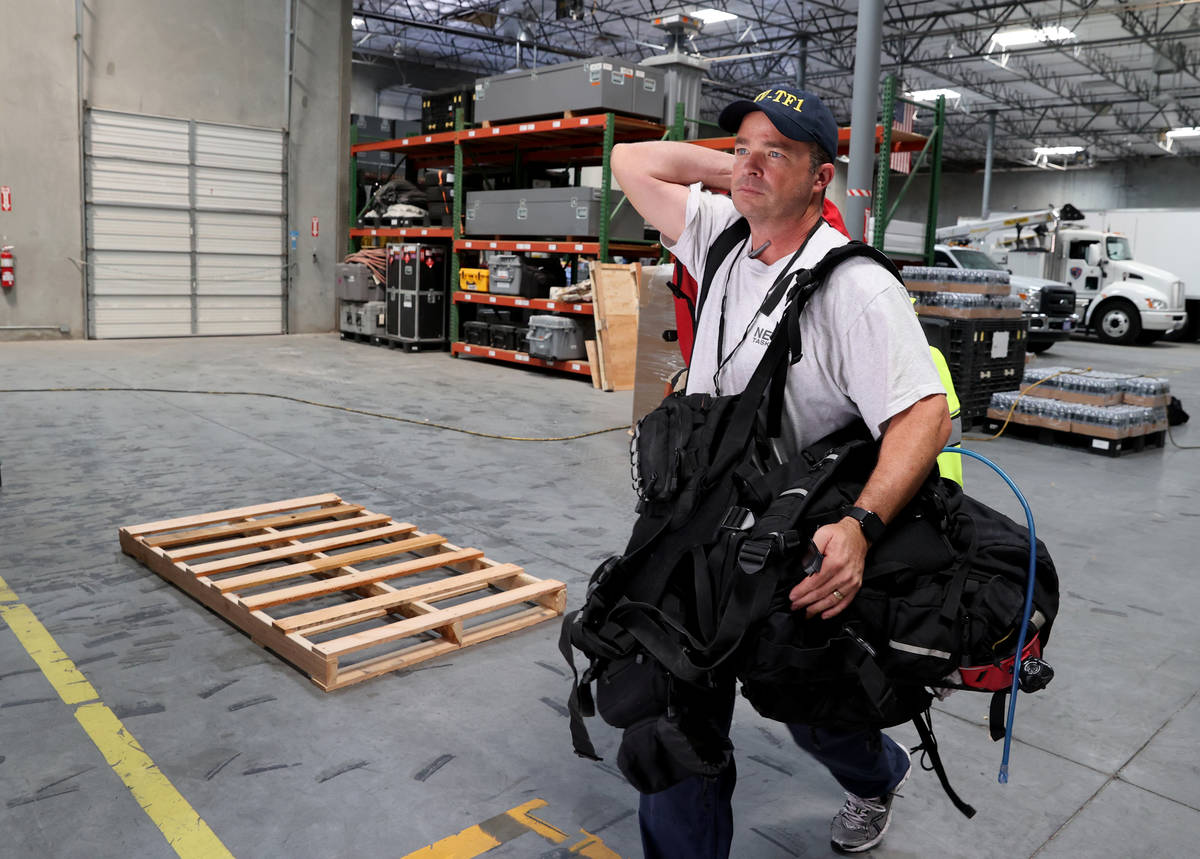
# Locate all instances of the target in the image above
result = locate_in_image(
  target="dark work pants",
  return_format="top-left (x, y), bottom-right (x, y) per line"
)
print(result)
top-left (638, 685), bottom-right (910, 859)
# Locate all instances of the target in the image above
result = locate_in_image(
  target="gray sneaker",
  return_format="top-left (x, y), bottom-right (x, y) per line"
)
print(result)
top-left (829, 744), bottom-right (912, 853)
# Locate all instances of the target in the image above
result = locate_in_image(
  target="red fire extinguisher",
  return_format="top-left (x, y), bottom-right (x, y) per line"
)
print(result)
top-left (0, 245), bottom-right (14, 290)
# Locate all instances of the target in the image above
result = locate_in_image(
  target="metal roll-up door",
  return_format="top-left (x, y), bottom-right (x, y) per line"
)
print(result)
top-left (85, 109), bottom-right (286, 338)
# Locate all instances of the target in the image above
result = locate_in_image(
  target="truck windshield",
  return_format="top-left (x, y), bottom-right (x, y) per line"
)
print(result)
top-left (1106, 236), bottom-right (1133, 261)
top-left (952, 249), bottom-right (1004, 271)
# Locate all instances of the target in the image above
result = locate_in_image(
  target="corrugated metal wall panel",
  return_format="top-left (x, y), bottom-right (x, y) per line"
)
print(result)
top-left (90, 296), bottom-right (193, 339)
top-left (196, 212), bottom-right (283, 256)
top-left (88, 159), bottom-right (190, 209)
top-left (86, 109), bottom-right (286, 339)
top-left (196, 297), bottom-right (284, 335)
top-left (194, 167), bottom-right (284, 213)
top-left (195, 123), bottom-right (284, 172)
top-left (196, 254), bottom-right (283, 296)
top-left (87, 206), bottom-right (192, 253)
top-left (87, 110), bottom-right (189, 165)
top-left (89, 251), bottom-right (192, 296)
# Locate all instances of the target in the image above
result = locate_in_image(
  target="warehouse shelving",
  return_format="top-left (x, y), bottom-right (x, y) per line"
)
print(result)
top-left (351, 227), bottom-right (454, 240)
top-left (448, 107), bottom-right (665, 382)
top-left (870, 74), bottom-right (945, 263)
top-left (453, 291), bottom-right (593, 316)
top-left (347, 107), bottom-right (667, 382)
top-left (450, 342), bottom-right (593, 377)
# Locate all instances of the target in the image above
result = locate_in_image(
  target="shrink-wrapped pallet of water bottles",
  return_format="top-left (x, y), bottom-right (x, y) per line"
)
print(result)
top-left (988, 367), bottom-right (1171, 443)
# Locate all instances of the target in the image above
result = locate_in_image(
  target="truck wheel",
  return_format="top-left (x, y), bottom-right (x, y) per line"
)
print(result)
top-left (1027, 339), bottom-right (1054, 354)
top-left (1093, 299), bottom-right (1141, 345)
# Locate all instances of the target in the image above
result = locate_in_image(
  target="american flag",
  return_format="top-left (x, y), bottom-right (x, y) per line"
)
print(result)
top-left (891, 100), bottom-right (916, 174)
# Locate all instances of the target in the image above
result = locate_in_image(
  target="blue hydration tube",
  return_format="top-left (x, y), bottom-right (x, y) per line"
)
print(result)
top-left (941, 446), bottom-right (1038, 784)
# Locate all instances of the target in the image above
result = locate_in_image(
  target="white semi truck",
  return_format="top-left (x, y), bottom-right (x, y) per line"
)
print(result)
top-left (1092, 208), bottom-right (1200, 342)
top-left (936, 207), bottom-right (1188, 346)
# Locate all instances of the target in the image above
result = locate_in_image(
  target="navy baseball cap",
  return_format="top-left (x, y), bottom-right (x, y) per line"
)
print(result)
top-left (718, 87), bottom-right (838, 160)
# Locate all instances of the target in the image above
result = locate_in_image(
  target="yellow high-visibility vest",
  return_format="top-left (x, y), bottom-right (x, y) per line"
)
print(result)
top-left (929, 346), bottom-right (963, 486)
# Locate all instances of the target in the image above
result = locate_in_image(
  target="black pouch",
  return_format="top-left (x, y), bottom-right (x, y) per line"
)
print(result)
top-left (617, 712), bottom-right (734, 794)
top-left (959, 575), bottom-right (1027, 665)
top-left (630, 396), bottom-right (692, 503)
top-left (877, 579), bottom-right (962, 683)
top-left (739, 613), bottom-right (928, 730)
top-left (596, 653), bottom-right (670, 729)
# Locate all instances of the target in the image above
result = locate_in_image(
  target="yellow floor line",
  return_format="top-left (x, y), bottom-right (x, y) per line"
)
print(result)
top-left (401, 798), bottom-right (624, 858)
top-left (0, 574), bottom-right (232, 858)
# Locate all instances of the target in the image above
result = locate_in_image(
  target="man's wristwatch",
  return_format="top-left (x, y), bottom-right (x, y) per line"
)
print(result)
top-left (844, 506), bottom-right (886, 544)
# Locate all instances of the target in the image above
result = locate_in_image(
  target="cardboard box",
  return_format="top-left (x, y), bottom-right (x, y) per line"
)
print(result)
top-left (904, 279), bottom-right (1009, 296)
top-left (916, 305), bottom-right (1022, 320)
top-left (1122, 392), bottom-right (1170, 407)
top-left (1025, 387), bottom-right (1123, 407)
top-left (988, 408), bottom-right (1071, 432)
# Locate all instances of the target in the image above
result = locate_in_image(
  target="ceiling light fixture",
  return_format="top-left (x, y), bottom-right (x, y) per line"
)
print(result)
top-left (692, 8), bottom-right (738, 24)
top-left (1034, 145), bottom-right (1084, 156)
top-left (990, 25), bottom-right (1076, 50)
top-left (1165, 126), bottom-right (1200, 139)
top-left (907, 88), bottom-right (961, 103)
top-left (352, 16), bottom-right (366, 29)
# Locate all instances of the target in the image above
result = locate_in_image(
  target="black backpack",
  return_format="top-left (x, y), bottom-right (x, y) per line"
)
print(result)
top-left (559, 239), bottom-right (1059, 816)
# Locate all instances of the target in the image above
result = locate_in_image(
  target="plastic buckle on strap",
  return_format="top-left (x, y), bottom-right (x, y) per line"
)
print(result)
top-left (719, 506), bottom-right (756, 531)
top-left (776, 530), bottom-right (823, 577)
top-left (737, 536), bottom-right (774, 575)
top-left (585, 556), bottom-right (622, 603)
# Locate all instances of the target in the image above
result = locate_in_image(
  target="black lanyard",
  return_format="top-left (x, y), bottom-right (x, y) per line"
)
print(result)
top-left (712, 219), bottom-right (825, 394)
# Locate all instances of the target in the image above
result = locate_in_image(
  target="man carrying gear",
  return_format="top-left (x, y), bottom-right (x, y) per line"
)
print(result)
top-left (611, 86), bottom-right (950, 855)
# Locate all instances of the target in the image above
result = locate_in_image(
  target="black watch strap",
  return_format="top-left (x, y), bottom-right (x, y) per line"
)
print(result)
top-left (844, 506), bottom-right (886, 544)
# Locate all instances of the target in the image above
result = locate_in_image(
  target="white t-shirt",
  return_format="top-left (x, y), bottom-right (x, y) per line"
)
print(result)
top-left (666, 184), bottom-right (944, 452)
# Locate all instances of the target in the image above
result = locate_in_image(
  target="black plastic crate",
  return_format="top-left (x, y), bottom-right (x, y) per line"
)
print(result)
top-left (489, 323), bottom-right (528, 351)
top-left (951, 353), bottom-right (1025, 387)
top-left (944, 317), bottom-right (1029, 369)
top-left (463, 320), bottom-right (490, 346)
top-left (476, 307), bottom-right (515, 325)
top-left (959, 371), bottom-right (1026, 422)
top-left (421, 86), bottom-right (475, 133)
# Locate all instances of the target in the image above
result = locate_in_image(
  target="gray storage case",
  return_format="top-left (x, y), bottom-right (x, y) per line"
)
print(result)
top-left (336, 263), bottom-right (382, 302)
top-left (473, 57), bottom-right (665, 125)
top-left (465, 187), bottom-right (644, 239)
top-left (526, 315), bottom-right (587, 362)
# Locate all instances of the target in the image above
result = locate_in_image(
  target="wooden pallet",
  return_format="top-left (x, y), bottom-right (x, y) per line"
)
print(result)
top-left (982, 420), bottom-right (1166, 457)
top-left (119, 494), bottom-right (566, 691)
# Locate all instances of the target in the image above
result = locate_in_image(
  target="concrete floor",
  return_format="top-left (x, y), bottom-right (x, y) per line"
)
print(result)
top-left (1, 331), bottom-right (1197, 858)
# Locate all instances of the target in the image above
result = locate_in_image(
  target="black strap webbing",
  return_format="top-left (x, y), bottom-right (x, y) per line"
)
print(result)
top-left (559, 611), bottom-right (602, 761)
top-left (694, 218), bottom-right (751, 329)
top-left (912, 710), bottom-right (977, 818)
top-left (989, 689), bottom-right (1009, 742)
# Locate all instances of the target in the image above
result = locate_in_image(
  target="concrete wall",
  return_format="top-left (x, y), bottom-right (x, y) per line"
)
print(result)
top-left (287, 0), bottom-right (351, 333)
top-left (0, 0), bottom-right (84, 339)
top-left (0, 0), bottom-right (350, 340)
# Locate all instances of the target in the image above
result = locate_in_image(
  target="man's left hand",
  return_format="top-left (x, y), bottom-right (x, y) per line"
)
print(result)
top-left (788, 517), bottom-right (867, 619)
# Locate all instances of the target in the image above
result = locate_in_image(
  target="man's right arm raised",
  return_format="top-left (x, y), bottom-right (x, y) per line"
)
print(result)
top-left (610, 142), bottom-right (734, 245)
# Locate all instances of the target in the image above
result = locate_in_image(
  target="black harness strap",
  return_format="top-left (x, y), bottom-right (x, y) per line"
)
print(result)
top-left (911, 710), bottom-right (977, 818)
top-left (693, 218), bottom-right (751, 334)
top-left (559, 611), bottom-right (602, 761)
